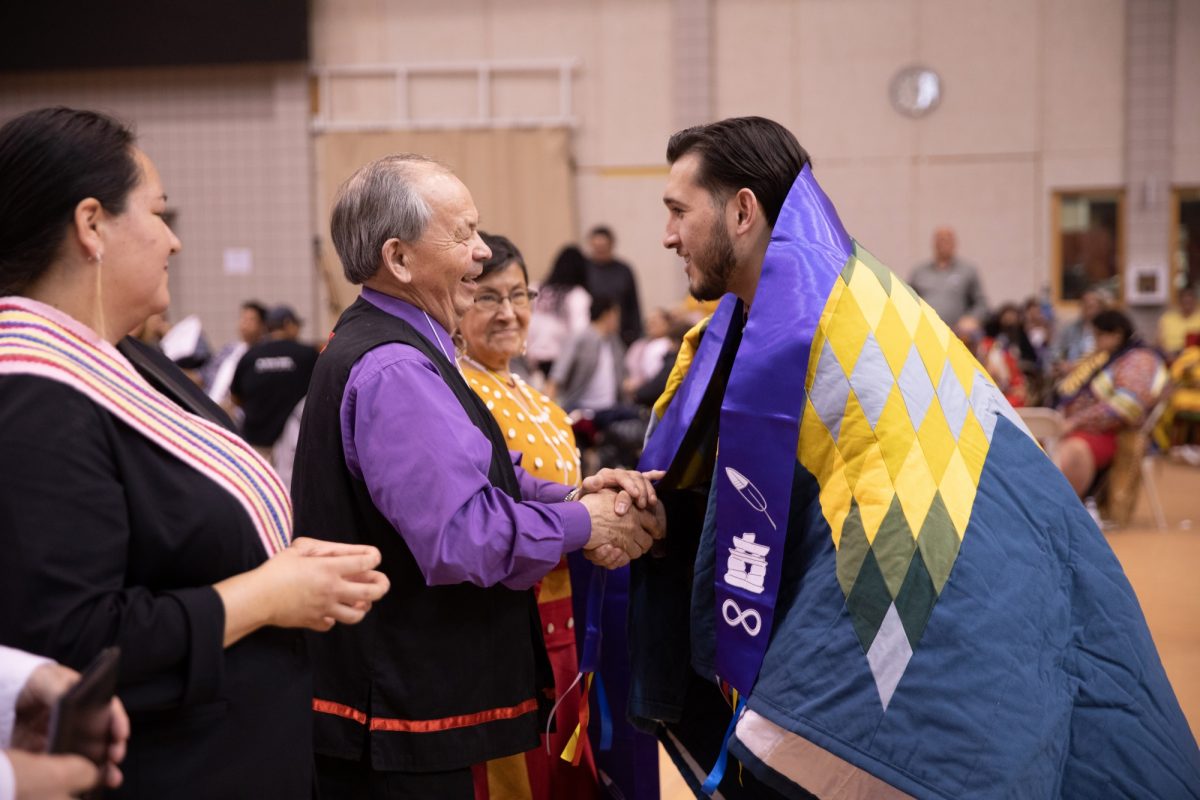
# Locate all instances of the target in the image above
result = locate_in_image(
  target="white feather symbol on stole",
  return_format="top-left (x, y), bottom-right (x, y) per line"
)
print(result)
top-left (725, 467), bottom-right (778, 530)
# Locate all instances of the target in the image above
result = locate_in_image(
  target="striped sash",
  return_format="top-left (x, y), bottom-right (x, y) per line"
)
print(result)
top-left (0, 297), bottom-right (291, 556)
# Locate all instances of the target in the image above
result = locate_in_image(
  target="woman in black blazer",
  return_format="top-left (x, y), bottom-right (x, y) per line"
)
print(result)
top-left (0, 107), bottom-right (389, 798)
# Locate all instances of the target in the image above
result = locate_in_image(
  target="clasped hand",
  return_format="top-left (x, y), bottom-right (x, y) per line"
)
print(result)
top-left (258, 538), bottom-right (391, 632)
top-left (578, 468), bottom-right (667, 569)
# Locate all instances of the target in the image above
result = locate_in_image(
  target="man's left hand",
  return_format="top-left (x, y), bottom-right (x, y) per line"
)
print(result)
top-left (577, 468), bottom-right (665, 515)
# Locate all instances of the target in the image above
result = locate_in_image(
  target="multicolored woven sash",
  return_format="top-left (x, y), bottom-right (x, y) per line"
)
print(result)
top-left (0, 297), bottom-right (291, 556)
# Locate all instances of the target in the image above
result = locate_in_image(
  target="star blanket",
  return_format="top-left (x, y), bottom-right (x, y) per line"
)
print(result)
top-left (635, 168), bottom-right (1200, 798)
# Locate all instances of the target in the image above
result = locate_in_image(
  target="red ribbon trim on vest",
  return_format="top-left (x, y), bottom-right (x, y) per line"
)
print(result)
top-left (312, 699), bottom-right (367, 725)
top-left (313, 697), bottom-right (538, 733)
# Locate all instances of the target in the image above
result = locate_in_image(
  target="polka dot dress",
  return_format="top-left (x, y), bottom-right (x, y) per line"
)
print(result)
top-left (461, 362), bottom-right (581, 487)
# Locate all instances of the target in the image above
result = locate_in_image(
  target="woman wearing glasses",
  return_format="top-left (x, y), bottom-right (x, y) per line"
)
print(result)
top-left (457, 233), bottom-right (598, 799)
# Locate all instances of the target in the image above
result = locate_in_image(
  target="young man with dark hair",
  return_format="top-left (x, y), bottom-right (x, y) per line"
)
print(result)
top-left (632, 116), bottom-right (1199, 798)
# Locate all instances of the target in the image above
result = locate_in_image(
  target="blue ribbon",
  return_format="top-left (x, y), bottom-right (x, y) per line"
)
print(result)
top-left (594, 671), bottom-right (613, 751)
top-left (579, 566), bottom-right (607, 673)
top-left (699, 695), bottom-right (747, 796)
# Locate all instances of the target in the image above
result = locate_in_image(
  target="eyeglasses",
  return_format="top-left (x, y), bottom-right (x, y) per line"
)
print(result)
top-left (473, 288), bottom-right (538, 312)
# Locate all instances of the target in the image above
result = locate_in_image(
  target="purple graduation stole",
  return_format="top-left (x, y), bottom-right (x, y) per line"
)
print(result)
top-left (641, 165), bottom-right (850, 697)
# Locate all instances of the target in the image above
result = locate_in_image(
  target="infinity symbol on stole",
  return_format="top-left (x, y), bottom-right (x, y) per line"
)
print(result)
top-left (722, 599), bottom-right (762, 636)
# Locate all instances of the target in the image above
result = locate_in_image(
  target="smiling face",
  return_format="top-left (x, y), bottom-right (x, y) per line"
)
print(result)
top-left (458, 261), bottom-right (530, 371)
top-left (402, 169), bottom-right (491, 330)
top-left (662, 152), bottom-right (737, 302)
top-left (102, 149), bottom-right (182, 337)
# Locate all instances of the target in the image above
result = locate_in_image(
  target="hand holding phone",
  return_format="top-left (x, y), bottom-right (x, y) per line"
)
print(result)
top-left (45, 647), bottom-right (127, 798)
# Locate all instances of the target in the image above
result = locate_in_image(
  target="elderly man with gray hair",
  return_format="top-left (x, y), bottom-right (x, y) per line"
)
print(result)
top-left (292, 154), bottom-right (665, 797)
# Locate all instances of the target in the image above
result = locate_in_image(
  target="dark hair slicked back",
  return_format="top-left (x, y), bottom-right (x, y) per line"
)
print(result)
top-left (666, 116), bottom-right (810, 227)
top-left (0, 107), bottom-right (140, 294)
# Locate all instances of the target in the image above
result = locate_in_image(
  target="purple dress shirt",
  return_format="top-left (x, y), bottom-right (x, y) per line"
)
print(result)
top-left (340, 288), bottom-right (592, 591)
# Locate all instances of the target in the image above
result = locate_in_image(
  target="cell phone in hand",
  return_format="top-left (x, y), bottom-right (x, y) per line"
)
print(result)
top-left (46, 645), bottom-right (120, 794)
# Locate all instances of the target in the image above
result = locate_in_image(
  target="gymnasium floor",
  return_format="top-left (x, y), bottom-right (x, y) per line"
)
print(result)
top-left (660, 458), bottom-right (1200, 798)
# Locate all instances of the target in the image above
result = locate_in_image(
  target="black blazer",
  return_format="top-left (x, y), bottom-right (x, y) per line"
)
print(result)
top-left (0, 371), bottom-right (310, 799)
top-left (117, 336), bottom-right (236, 431)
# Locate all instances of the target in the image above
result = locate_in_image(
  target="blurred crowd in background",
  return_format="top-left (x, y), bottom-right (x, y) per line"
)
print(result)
top-left (135, 220), bottom-right (1200, 530)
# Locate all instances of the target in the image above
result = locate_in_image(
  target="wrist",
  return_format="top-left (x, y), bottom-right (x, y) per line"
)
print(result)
top-left (214, 565), bottom-right (276, 645)
top-left (563, 487), bottom-right (580, 503)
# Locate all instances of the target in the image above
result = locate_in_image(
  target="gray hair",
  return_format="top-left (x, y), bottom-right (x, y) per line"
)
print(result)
top-left (330, 154), bottom-right (446, 284)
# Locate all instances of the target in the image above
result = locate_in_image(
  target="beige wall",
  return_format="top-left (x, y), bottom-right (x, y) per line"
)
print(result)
top-left (313, 128), bottom-right (575, 329)
top-left (311, 0), bottom-right (685, 309)
top-left (314, 0), bottom-right (1167, 316)
top-left (1176, 0), bottom-right (1200, 184)
top-left (0, 65), bottom-right (315, 347)
top-left (710, 0), bottom-right (1127, 309)
top-left (4, 1), bottom-right (1194, 337)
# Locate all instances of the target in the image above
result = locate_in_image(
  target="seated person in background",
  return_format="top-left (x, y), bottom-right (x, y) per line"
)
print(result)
top-left (1157, 284), bottom-right (1200, 360)
top-left (955, 315), bottom-right (1027, 407)
top-left (992, 302), bottom-right (1038, 373)
top-left (1051, 288), bottom-right (1107, 376)
top-left (527, 245), bottom-right (592, 380)
top-left (1023, 296), bottom-right (1054, 361)
top-left (1156, 344), bottom-right (1200, 456)
top-left (631, 316), bottom-right (695, 410)
top-left (1052, 309), bottom-right (1169, 497)
top-left (547, 296), bottom-right (625, 415)
top-left (622, 307), bottom-right (674, 399)
top-left (1022, 297), bottom-right (1055, 403)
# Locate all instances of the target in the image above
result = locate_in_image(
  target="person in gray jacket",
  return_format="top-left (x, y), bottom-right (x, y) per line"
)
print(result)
top-left (909, 226), bottom-right (988, 324)
top-left (548, 295), bottom-right (625, 413)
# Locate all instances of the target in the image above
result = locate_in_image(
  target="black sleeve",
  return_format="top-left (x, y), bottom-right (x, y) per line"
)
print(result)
top-left (0, 377), bottom-right (226, 709)
top-left (118, 336), bottom-right (236, 431)
top-left (230, 350), bottom-right (252, 400)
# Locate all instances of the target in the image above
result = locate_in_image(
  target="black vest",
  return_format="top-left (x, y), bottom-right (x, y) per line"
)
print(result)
top-left (292, 297), bottom-right (552, 772)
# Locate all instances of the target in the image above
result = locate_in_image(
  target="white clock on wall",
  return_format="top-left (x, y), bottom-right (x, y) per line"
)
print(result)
top-left (889, 66), bottom-right (942, 118)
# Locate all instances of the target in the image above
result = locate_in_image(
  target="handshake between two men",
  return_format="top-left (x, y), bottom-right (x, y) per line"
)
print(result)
top-left (575, 468), bottom-right (668, 569)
